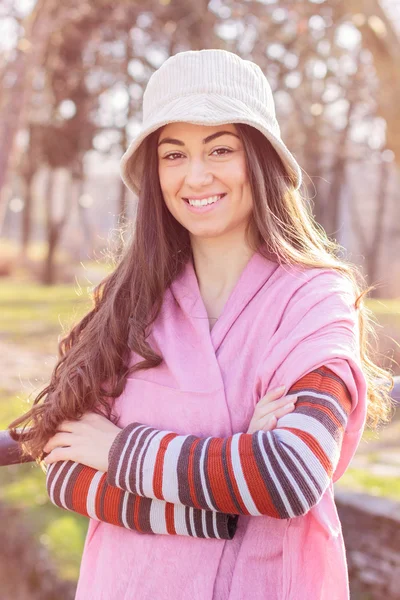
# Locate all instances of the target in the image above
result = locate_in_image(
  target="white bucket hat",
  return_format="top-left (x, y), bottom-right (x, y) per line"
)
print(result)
top-left (120, 49), bottom-right (302, 196)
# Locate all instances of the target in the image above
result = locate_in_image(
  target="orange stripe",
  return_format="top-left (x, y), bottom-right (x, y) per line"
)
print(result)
top-left (133, 495), bottom-right (142, 532)
top-left (187, 438), bottom-right (202, 509)
top-left (207, 438), bottom-right (239, 514)
top-left (239, 434), bottom-right (280, 518)
top-left (165, 502), bottom-right (176, 535)
top-left (289, 368), bottom-right (352, 414)
top-left (72, 467), bottom-right (95, 516)
top-left (153, 432), bottom-right (178, 500)
top-left (101, 484), bottom-right (121, 526)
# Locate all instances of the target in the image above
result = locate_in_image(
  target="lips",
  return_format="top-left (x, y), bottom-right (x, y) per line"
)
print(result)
top-left (182, 194), bottom-right (226, 203)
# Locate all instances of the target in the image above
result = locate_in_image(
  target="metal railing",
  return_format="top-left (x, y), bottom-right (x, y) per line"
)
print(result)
top-left (0, 429), bottom-right (35, 466)
top-left (1, 377), bottom-right (399, 467)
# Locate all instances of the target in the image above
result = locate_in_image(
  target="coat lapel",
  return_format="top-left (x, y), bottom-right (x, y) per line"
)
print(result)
top-left (170, 250), bottom-right (279, 354)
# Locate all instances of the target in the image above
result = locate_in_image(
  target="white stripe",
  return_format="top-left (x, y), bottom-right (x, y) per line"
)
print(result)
top-left (149, 498), bottom-right (169, 534)
top-left (162, 434), bottom-right (191, 504)
top-left (255, 431), bottom-right (293, 516)
top-left (86, 471), bottom-right (104, 520)
top-left (133, 428), bottom-right (162, 496)
top-left (173, 503), bottom-right (190, 536)
top-left (199, 438), bottom-right (217, 511)
top-left (296, 390), bottom-right (348, 422)
top-left (230, 433), bottom-right (262, 516)
top-left (275, 413), bottom-right (337, 459)
top-left (59, 462), bottom-right (79, 509)
top-left (45, 462), bottom-right (56, 497)
top-left (49, 461), bottom-right (69, 503)
top-left (123, 426), bottom-right (152, 493)
top-left (268, 434), bottom-right (309, 514)
top-left (275, 428), bottom-right (331, 487)
top-left (121, 493), bottom-right (130, 529)
top-left (141, 430), bottom-right (172, 499)
top-left (189, 507), bottom-right (197, 537)
top-left (201, 508), bottom-right (210, 539)
top-left (212, 510), bottom-right (222, 540)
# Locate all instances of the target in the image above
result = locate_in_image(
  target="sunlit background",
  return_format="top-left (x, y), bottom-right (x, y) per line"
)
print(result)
top-left (0, 0), bottom-right (399, 598)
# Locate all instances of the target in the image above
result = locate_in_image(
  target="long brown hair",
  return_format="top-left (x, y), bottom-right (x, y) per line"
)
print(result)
top-left (9, 123), bottom-right (394, 460)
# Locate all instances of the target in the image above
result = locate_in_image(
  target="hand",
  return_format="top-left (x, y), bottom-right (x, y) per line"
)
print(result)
top-left (247, 386), bottom-right (298, 434)
top-left (42, 412), bottom-right (122, 472)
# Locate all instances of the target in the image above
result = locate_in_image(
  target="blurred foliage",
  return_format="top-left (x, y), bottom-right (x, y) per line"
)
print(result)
top-left (0, 0), bottom-right (399, 284)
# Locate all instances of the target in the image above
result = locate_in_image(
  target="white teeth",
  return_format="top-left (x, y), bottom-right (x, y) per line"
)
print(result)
top-left (187, 194), bottom-right (224, 207)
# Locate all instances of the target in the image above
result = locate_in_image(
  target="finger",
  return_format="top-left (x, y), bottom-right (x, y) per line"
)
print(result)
top-left (43, 447), bottom-right (74, 465)
top-left (253, 394), bottom-right (298, 419)
top-left (259, 394), bottom-right (298, 412)
top-left (257, 414), bottom-right (277, 432)
top-left (57, 421), bottom-right (75, 433)
top-left (272, 402), bottom-right (296, 420)
top-left (57, 420), bottom-right (82, 433)
top-left (260, 386), bottom-right (287, 403)
top-left (43, 432), bottom-right (74, 453)
top-left (257, 387), bottom-right (295, 408)
top-left (257, 403), bottom-right (296, 431)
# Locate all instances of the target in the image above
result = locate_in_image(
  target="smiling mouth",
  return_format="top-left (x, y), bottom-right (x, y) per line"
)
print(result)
top-left (182, 193), bottom-right (226, 205)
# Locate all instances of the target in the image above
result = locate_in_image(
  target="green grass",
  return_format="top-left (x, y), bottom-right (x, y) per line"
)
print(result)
top-left (337, 467), bottom-right (400, 501)
top-left (0, 280), bottom-right (94, 352)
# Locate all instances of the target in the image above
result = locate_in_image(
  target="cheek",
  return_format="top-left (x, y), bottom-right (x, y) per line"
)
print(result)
top-left (223, 157), bottom-right (248, 190)
top-left (158, 166), bottom-right (182, 202)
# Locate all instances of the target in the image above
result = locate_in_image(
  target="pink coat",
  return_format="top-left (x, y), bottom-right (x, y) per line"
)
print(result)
top-left (75, 251), bottom-right (367, 599)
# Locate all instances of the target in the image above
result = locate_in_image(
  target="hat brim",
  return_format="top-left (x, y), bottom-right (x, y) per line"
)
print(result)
top-left (120, 93), bottom-right (302, 196)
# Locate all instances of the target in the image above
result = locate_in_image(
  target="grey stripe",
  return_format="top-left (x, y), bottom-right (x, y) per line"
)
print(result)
top-left (176, 435), bottom-right (198, 506)
top-left (252, 434), bottom-right (289, 518)
top-left (270, 434), bottom-right (316, 511)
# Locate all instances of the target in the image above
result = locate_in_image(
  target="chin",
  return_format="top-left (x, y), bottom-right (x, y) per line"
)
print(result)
top-left (187, 226), bottom-right (230, 240)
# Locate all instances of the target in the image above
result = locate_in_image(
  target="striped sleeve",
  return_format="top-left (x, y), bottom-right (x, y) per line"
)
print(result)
top-left (45, 460), bottom-right (238, 540)
top-left (107, 366), bottom-right (352, 518)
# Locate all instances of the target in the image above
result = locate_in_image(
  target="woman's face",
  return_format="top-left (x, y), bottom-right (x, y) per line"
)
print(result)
top-left (157, 122), bottom-right (253, 241)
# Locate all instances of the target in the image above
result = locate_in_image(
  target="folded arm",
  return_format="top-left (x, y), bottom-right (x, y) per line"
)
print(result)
top-left (107, 366), bottom-right (352, 518)
top-left (46, 459), bottom-right (237, 539)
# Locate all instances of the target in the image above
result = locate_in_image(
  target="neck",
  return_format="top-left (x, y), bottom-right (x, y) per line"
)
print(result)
top-left (190, 230), bottom-right (256, 300)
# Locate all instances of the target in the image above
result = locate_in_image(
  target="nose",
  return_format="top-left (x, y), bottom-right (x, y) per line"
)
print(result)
top-left (184, 157), bottom-right (214, 188)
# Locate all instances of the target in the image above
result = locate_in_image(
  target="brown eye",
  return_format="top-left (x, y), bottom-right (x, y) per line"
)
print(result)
top-left (212, 148), bottom-right (232, 156)
top-left (163, 153), bottom-right (183, 160)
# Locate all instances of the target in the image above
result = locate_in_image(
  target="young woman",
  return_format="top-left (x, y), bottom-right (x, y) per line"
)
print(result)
top-left (10, 49), bottom-right (392, 600)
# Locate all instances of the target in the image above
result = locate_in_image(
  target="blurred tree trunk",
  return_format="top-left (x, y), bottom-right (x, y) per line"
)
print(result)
top-left (0, 0), bottom-right (59, 208)
top-left (363, 159), bottom-right (391, 294)
top-left (42, 168), bottom-right (74, 285)
top-left (349, 157), bottom-right (392, 296)
top-left (324, 95), bottom-right (356, 238)
top-left (21, 174), bottom-right (34, 258)
top-left (43, 168), bottom-right (57, 285)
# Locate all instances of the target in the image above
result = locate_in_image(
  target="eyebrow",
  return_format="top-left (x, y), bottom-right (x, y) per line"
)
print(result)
top-left (157, 130), bottom-right (240, 147)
